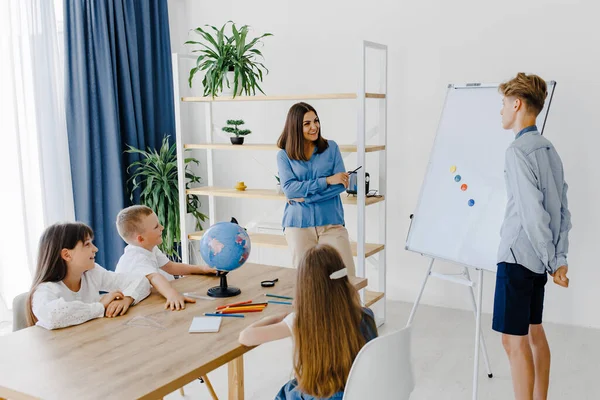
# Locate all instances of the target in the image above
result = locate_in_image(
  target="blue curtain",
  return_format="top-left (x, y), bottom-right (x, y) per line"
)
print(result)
top-left (65, 0), bottom-right (176, 270)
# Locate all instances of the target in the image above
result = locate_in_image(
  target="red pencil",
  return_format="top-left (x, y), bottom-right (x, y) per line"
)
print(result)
top-left (220, 308), bottom-right (265, 314)
top-left (216, 300), bottom-right (252, 310)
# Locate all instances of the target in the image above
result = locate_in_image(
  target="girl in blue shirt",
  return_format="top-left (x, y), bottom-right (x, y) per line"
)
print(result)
top-left (276, 102), bottom-right (355, 275)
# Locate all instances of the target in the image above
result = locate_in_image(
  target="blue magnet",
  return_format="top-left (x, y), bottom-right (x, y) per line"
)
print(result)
top-left (454, 175), bottom-right (462, 182)
top-left (468, 199), bottom-right (475, 207)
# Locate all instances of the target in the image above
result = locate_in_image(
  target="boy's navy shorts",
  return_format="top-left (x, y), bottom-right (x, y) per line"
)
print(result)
top-left (492, 262), bottom-right (548, 336)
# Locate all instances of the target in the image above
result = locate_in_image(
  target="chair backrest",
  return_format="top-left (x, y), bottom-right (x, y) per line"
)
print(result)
top-left (12, 292), bottom-right (29, 332)
top-left (343, 325), bottom-right (414, 400)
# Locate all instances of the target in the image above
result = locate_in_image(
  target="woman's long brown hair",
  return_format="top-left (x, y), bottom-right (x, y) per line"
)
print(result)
top-left (293, 244), bottom-right (368, 397)
top-left (26, 222), bottom-right (94, 326)
top-left (277, 102), bottom-right (328, 161)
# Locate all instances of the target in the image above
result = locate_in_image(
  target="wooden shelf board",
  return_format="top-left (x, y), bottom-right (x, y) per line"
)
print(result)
top-left (186, 187), bottom-right (385, 206)
top-left (184, 143), bottom-right (385, 153)
top-left (364, 290), bottom-right (385, 307)
top-left (181, 93), bottom-right (386, 102)
top-left (365, 93), bottom-right (386, 99)
top-left (188, 231), bottom-right (384, 258)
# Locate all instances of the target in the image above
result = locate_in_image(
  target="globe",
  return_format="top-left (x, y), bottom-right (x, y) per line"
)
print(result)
top-left (200, 221), bottom-right (251, 272)
top-left (199, 221), bottom-right (251, 298)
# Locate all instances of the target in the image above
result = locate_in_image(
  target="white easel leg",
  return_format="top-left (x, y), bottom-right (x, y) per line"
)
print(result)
top-left (464, 268), bottom-right (494, 378)
top-left (406, 258), bottom-right (434, 327)
top-left (472, 268), bottom-right (484, 400)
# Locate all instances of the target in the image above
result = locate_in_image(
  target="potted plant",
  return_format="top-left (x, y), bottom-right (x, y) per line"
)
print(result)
top-left (185, 21), bottom-right (273, 98)
top-left (222, 119), bottom-right (251, 145)
top-left (275, 175), bottom-right (282, 194)
top-left (126, 136), bottom-right (208, 260)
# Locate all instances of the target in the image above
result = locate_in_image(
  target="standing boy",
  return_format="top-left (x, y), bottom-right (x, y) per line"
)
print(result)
top-left (494, 73), bottom-right (572, 400)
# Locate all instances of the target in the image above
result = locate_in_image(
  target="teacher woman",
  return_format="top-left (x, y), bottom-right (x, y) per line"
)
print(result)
top-left (276, 102), bottom-right (355, 276)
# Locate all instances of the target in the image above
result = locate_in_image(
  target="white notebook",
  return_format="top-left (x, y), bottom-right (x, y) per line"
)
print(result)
top-left (189, 317), bottom-right (222, 333)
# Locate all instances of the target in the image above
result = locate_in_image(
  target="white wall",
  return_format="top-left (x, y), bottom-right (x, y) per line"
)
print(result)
top-left (167, 0), bottom-right (600, 329)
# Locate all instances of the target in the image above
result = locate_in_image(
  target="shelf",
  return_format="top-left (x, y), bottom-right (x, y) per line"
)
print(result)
top-left (350, 276), bottom-right (368, 291)
top-left (181, 93), bottom-right (386, 102)
top-left (188, 231), bottom-right (384, 258)
top-left (174, 41), bottom-right (388, 325)
top-left (364, 291), bottom-right (385, 308)
top-left (184, 143), bottom-right (386, 153)
top-left (186, 187), bottom-right (385, 206)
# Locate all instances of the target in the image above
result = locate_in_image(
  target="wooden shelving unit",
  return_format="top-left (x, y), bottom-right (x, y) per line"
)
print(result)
top-left (172, 41), bottom-right (388, 324)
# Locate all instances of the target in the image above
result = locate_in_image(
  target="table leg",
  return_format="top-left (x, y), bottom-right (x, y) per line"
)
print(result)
top-left (228, 355), bottom-right (244, 400)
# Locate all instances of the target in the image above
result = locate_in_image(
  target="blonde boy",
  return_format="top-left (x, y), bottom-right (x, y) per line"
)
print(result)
top-left (115, 205), bottom-right (214, 310)
top-left (494, 73), bottom-right (571, 400)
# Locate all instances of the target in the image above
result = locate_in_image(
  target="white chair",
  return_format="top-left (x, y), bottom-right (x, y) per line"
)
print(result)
top-left (343, 325), bottom-right (414, 400)
top-left (12, 292), bottom-right (29, 332)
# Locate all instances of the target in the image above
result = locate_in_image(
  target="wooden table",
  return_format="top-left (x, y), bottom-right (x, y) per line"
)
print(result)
top-left (0, 263), bottom-right (367, 400)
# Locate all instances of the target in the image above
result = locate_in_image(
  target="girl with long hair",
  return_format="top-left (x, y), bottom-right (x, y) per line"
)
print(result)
top-left (27, 222), bottom-right (151, 330)
top-left (239, 244), bottom-right (377, 399)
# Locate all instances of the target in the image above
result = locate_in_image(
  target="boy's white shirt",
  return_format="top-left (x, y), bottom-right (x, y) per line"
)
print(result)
top-left (115, 244), bottom-right (174, 281)
top-left (32, 264), bottom-right (151, 330)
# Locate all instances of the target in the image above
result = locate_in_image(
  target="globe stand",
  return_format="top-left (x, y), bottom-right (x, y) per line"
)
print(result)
top-left (207, 271), bottom-right (241, 298)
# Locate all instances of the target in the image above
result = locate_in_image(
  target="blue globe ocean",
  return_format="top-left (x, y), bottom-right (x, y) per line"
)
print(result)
top-left (199, 222), bottom-right (251, 272)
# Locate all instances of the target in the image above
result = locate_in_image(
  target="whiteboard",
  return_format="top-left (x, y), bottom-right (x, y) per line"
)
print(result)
top-left (405, 82), bottom-right (556, 272)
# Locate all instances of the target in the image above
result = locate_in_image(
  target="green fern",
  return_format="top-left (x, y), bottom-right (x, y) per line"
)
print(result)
top-left (185, 21), bottom-right (273, 98)
top-left (126, 136), bottom-right (207, 260)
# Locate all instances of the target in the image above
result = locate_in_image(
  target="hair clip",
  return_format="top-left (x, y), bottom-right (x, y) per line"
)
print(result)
top-left (329, 268), bottom-right (348, 280)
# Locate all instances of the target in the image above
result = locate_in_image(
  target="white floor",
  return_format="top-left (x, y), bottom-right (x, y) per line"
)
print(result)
top-left (166, 300), bottom-right (600, 400)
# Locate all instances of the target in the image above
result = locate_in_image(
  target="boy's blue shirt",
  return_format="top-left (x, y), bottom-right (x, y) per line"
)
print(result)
top-left (497, 125), bottom-right (572, 274)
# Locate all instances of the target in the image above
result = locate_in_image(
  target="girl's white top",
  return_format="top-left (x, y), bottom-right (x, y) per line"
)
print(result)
top-left (32, 264), bottom-right (151, 330)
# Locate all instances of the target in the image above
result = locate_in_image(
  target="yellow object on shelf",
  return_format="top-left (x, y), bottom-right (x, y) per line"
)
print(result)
top-left (235, 181), bottom-right (247, 191)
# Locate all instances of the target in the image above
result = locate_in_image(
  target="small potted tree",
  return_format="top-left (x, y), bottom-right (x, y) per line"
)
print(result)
top-left (222, 119), bottom-right (251, 145)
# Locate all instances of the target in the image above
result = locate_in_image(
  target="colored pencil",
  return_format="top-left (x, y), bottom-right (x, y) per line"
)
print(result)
top-left (183, 293), bottom-right (216, 301)
top-left (222, 306), bottom-right (267, 312)
top-left (216, 302), bottom-right (267, 310)
top-left (204, 313), bottom-right (244, 318)
top-left (265, 294), bottom-right (293, 300)
top-left (220, 308), bottom-right (265, 314)
top-left (267, 300), bottom-right (292, 305)
top-left (216, 300), bottom-right (252, 310)
top-left (221, 306), bottom-right (266, 312)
